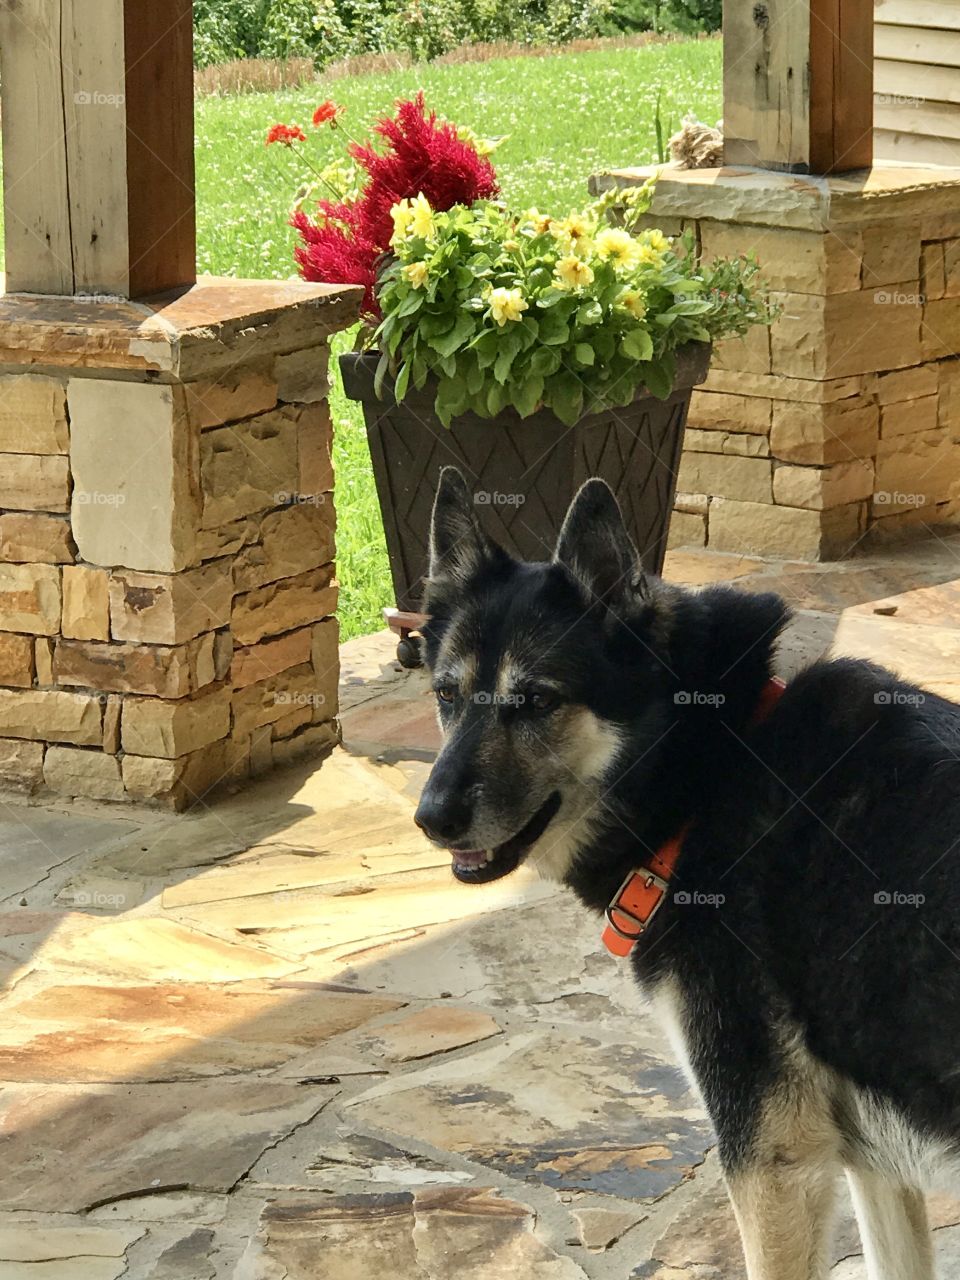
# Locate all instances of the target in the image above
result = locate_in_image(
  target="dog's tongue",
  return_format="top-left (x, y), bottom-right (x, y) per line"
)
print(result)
top-left (450, 850), bottom-right (487, 869)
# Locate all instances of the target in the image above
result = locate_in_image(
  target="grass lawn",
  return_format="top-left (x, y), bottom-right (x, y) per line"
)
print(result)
top-left (201, 40), bottom-right (721, 638)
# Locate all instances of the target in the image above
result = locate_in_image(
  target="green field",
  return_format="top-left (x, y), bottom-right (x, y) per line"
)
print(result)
top-left (198, 40), bottom-right (722, 638)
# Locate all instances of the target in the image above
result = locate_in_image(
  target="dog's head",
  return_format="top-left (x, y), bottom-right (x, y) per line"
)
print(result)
top-left (414, 467), bottom-right (677, 887)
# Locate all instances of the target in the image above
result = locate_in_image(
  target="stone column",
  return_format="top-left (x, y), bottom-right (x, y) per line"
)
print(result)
top-left (0, 278), bottom-right (361, 808)
top-left (592, 165), bottom-right (960, 560)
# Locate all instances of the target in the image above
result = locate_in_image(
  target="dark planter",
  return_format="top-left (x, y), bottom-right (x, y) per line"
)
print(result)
top-left (340, 343), bottom-right (711, 614)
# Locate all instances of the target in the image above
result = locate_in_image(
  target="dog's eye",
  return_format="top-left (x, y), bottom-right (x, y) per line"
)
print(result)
top-left (529, 690), bottom-right (559, 713)
top-left (436, 685), bottom-right (457, 704)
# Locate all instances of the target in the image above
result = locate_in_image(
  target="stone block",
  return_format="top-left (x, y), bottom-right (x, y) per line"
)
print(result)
top-left (0, 689), bottom-right (102, 744)
top-left (196, 518), bottom-right (258, 562)
top-left (122, 738), bottom-right (246, 810)
top-left (231, 627), bottom-right (313, 690)
top-left (271, 720), bottom-right (338, 768)
top-left (0, 634), bottom-right (34, 688)
top-left (234, 503), bottom-right (335, 593)
top-left (274, 345), bottom-right (330, 403)
top-left (193, 631), bottom-right (217, 689)
top-left (770, 401), bottom-right (879, 465)
top-left (667, 510), bottom-right (706, 549)
top-left (773, 460), bottom-right (874, 510)
top-left (0, 739), bottom-right (44, 791)
top-left (184, 370), bottom-right (278, 430)
top-left (200, 406), bottom-right (300, 528)
top-left (34, 638), bottom-right (54, 686)
top-left (297, 401), bottom-right (335, 499)
top-left (699, 222), bottom-right (862, 294)
top-left (940, 359), bottom-right (960, 427)
top-left (0, 564), bottom-right (61, 635)
top-left (0, 514), bottom-right (74, 564)
top-left (311, 618), bottom-right (339, 703)
top-left (921, 242), bottom-right (946, 302)
top-left (922, 298), bottom-right (960, 360)
top-left (62, 565), bottom-right (110, 641)
top-left (102, 695), bottom-right (122, 753)
top-left (709, 498), bottom-right (863, 559)
top-left (69, 380), bottom-right (201, 572)
top-left (770, 288), bottom-right (922, 378)
top-left (687, 390), bottom-right (771, 434)
top-left (233, 663), bottom-right (333, 738)
top-left (704, 367), bottom-right (869, 403)
top-left (683, 430), bottom-right (769, 457)
top-left (875, 426), bottom-right (960, 511)
top-left (860, 225), bottom-right (920, 288)
top-left (271, 705), bottom-right (314, 740)
top-left (0, 454), bottom-right (70, 512)
top-left (876, 363), bottom-right (939, 405)
top-left (879, 395), bottom-right (939, 439)
top-left (944, 238), bottom-right (960, 297)
top-left (232, 564), bottom-right (338, 647)
top-left (676, 452), bottom-right (772, 503)
top-left (0, 375), bottom-right (68, 453)
top-left (54, 636), bottom-right (212, 698)
top-left (122, 686), bottom-right (231, 759)
top-left (108, 560), bottom-right (233, 644)
top-left (674, 492), bottom-right (709, 516)
top-left (711, 325), bottom-right (771, 375)
top-left (44, 747), bottom-right (126, 802)
top-left (213, 631), bottom-right (233, 681)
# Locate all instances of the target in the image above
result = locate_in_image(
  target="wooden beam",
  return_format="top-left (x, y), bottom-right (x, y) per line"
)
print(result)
top-left (0, 0), bottom-right (196, 298)
top-left (723, 0), bottom-right (874, 174)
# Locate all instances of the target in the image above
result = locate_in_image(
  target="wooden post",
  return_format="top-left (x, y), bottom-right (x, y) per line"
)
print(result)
top-left (0, 0), bottom-right (196, 298)
top-left (723, 0), bottom-right (874, 174)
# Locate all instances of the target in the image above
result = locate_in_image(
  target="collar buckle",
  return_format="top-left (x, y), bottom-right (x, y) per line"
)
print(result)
top-left (602, 868), bottom-right (670, 957)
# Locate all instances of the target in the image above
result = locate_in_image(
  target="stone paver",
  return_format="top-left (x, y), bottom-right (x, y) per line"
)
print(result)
top-left (0, 537), bottom-right (957, 1276)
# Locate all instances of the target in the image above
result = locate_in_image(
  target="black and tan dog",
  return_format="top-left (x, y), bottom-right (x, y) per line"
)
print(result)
top-left (414, 466), bottom-right (960, 1280)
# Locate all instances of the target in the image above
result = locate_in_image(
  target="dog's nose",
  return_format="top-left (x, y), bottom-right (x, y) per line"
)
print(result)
top-left (414, 791), bottom-right (472, 844)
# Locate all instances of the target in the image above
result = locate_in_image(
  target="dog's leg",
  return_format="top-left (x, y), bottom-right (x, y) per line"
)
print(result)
top-left (846, 1169), bottom-right (935, 1280)
top-left (725, 1157), bottom-right (839, 1280)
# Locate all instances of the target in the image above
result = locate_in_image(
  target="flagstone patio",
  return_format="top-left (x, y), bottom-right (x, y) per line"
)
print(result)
top-left (2, 539), bottom-right (960, 1279)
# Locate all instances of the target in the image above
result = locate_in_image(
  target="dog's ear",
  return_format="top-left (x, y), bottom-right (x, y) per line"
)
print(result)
top-left (428, 466), bottom-right (502, 590)
top-left (554, 479), bottom-right (647, 608)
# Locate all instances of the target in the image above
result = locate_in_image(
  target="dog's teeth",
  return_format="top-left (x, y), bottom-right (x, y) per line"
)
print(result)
top-left (484, 850), bottom-right (494, 864)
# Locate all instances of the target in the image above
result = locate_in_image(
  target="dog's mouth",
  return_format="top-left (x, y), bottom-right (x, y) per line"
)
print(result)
top-left (449, 792), bottom-right (562, 885)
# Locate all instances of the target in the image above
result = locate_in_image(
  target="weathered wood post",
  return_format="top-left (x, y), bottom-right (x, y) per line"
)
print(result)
top-left (0, 2), bottom-right (362, 806)
top-left (723, 0), bottom-right (874, 174)
top-left (0, 0), bottom-right (196, 297)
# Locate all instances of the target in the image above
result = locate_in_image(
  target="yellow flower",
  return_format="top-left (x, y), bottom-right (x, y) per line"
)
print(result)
top-left (410, 192), bottom-right (435, 239)
top-left (403, 261), bottom-right (429, 289)
top-left (525, 207), bottom-right (552, 235)
top-left (595, 228), bottom-right (641, 268)
top-left (390, 199), bottom-right (414, 247)
top-left (641, 228), bottom-right (671, 253)
top-left (551, 211), bottom-right (592, 246)
top-left (637, 243), bottom-right (665, 266)
top-left (619, 288), bottom-right (647, 320)
top-left (488, 286), bottom-right (528, 326)
top-left (503, 239), bottom-right (520, 252)
top-left (555, 256), bottom-right (595, 290)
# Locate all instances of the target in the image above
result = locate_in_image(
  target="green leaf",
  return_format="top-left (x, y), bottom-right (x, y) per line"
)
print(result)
top-left (574, 343), bottom-right (595, 367)
top-left (494, 332), bottom-right (522, 385)
top-left (537, 309), bottom-right (569, 346)
top-left (374, 349), bottom-right (390, 400)
top-left (394, 360), bottom-right (411, 401)
top-left (577, 298), bottom-right (603, 326)
top-left (530, 346), bottom-right (562, 377)
top-left (620, 328), bottom-right (654, 362)
top-left (430, 312), bottom-right (474, 358)
top-left (513, 374), bottom-right (544, 418)
top-left (395, 290), bottom-right (423, 319)
top-left (639, 359), bottom-right (674, 400)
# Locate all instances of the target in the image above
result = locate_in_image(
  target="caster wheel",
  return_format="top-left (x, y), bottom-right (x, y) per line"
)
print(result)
top-left (396, 635), bottom-right (423, 669)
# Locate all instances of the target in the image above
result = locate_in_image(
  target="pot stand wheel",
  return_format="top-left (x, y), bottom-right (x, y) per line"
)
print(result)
top-left (384, 607), bottom-right (428, 668)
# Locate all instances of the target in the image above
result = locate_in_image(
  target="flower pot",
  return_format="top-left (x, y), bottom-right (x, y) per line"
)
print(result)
top-left (340, 342), bottom-right (711, 614)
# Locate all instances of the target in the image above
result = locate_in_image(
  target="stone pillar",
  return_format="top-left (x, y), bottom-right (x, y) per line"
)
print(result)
top-left (592, 165), bottom-right (960, 560)
top-left (0, 278), bottom-right (361, 808)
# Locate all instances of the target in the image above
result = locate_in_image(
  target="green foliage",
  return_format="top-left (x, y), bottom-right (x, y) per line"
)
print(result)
top-left (378, 189), bottom-right (771, 427)
top-left (602, 0), bottom-right (720, 34)
top-left (194, 0), bottom-right (616, 68)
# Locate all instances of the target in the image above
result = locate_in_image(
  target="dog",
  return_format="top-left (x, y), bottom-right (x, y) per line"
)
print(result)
top-left (413, 466), bottom-right (960, 1280)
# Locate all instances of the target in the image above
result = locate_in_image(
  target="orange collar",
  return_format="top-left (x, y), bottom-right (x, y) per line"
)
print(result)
top-left (602, 676), bottom-right (786, 957)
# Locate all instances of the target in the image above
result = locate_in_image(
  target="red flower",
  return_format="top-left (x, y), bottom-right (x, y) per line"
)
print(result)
top-left (292, 93), bottom-right (499, 323)
top-left (266, 123), bottom-right (307, 147)
top-left (313, 100), bottom-right (343, 127)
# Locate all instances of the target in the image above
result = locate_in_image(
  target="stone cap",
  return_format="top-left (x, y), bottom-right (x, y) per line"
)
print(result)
top-left (590, 163), bottom-right (960, 232)
top-left (0, 276), bottom-right (364, 381)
